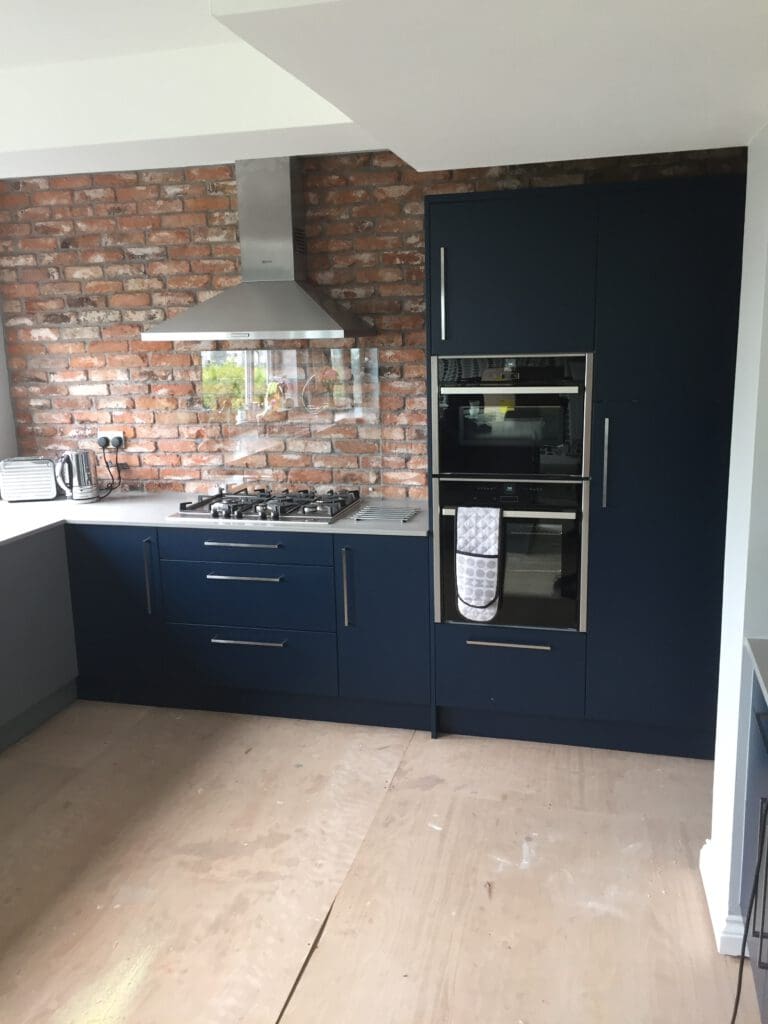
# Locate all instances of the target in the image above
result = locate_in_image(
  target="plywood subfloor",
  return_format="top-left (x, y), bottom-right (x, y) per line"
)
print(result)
top-left (0, 702), bottom-right (757, 1024)
top-left (0, 702), bottom-right (410, 1024)
top-left (282, 732), bottom-right (759, 1024)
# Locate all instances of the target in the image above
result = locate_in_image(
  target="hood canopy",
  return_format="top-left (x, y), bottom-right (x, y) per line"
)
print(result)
top-left (140, 157), bottom-right (375, 343)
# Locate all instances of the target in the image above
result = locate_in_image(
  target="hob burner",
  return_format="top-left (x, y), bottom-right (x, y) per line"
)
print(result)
top-left (173, 486), bottom-right (361, 525)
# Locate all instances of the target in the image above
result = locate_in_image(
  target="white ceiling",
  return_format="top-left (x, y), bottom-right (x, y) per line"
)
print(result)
top-left (215, 0), bottom-right (768, 170)
top-left (0, 0), bottom-right (233, 67)
top-left (0, 1), bottom-right (375, 177)
top-left (0, 0), bottom-right (767, 177)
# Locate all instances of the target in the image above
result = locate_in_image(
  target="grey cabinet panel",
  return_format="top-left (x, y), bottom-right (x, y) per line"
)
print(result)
top-left (0, 525), bottom-right (77, 738)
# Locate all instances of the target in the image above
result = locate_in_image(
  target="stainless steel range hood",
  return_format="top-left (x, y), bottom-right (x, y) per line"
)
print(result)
top-left (140, 157), bottom-right (374, 342)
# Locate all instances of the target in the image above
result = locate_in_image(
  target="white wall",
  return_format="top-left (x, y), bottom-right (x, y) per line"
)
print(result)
top-left (0, 320), bottom-right (17, 458)
top-left (702, 118), bottom-right (768, 953)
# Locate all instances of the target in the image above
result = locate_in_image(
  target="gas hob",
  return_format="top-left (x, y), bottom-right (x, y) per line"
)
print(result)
top-left (170, 486), bottom-right (362, 525)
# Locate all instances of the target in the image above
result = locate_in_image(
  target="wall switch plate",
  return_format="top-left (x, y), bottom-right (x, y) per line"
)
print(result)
top-left (97, 430), bottom-right (125, 449)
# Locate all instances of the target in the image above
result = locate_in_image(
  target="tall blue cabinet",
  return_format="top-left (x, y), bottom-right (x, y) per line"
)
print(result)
top-left (426, 173), bottom-right (746, 757)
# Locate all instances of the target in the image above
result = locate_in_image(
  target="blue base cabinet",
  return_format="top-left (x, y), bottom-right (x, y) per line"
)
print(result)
top-left (435, 623), bottom-right (585, 718)
top-left (67, 525), bottom-right (430, 727)
top-left (334, 535), bottom-right (430, 706)
top-left (166, 624), bottom-right (339, 698)
top-left (66, 524), bottom-right (162, 700)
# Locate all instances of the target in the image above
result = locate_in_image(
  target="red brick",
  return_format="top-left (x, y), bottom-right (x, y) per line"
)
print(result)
top-left (147, 230), bottom-right (190, 245)
top-left (186, 165), bottom-right (234, 181)
top-left (184, 196), bottom-right (231, 212)
top-left (160, 213), bottom-right (207, 229)
top-left (109, 293), bottom-right (150, 308)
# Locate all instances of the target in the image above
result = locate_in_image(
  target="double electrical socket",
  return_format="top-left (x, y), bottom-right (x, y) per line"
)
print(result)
top-left (97, 430), bottom-right (125, 449)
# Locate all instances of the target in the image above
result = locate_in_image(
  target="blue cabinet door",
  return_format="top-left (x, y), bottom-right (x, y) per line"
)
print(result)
top-left (435, 623), bottom-right (585, 717)
top-left (585, 176), bottom-right (744, 743)
top-left (158, 526), bottom-right (333, 566)
top-left (66, 525), bottom-right (161, 696)
top-left (334, 535), bottom-right (430, 706)
top-left (161, 559), bottom-right (335, 632)
top-left (166, 624), bottom-right (338, 698)
top-left (426, 188), bottom-right (598, 355)
top-left (592, 176), bottom-right (744, 403)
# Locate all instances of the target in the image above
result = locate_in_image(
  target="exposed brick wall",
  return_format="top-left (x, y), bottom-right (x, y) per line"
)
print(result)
top-left (0, 147), bottom-right (746, 499)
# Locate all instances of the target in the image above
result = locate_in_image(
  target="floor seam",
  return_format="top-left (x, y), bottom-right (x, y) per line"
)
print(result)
top-left (274, 897), bottom-right (337, 1024)
top-left (271, 727), bottom-right (418, 1023)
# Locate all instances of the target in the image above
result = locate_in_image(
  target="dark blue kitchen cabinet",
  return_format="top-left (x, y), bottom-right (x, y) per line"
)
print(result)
top-left (425, 188), bottom-right (598, 355)
top-left (592, 176), bottom-right (745, 403)
top-left (161, 559), bottom-right (335, 632)
top-left (158, 526), bottom-right (332, 566)
top-left (165, 624), bottom-right (339, 698)
top-left (585, 176), bottom-right (745, 749)
top-left (66, 524), bottom-right (162, 697)
top-left (435, 623), bottom-right (585, 717)
top-left (334, 535), bottom-right (430, 706)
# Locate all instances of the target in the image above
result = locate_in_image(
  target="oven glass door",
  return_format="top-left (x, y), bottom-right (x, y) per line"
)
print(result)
top-left (434, 355), bottom-right (589, 478)
top-left (438, 481), bottom-right (584, 630)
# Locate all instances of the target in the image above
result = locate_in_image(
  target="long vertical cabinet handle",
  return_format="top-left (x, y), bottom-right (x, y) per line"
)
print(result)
top-left (341, 547), bottom-right (351, 627)
top-left (602, 417), bottom-right (610, 509)
top-left (142, 537), bottom-right (153, 615)
top-left (439, 246), bottom-right (447, 342)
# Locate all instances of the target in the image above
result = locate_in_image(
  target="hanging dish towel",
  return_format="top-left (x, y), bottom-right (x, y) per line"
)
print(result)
top-left (455, 506), bottom-right (502, 622)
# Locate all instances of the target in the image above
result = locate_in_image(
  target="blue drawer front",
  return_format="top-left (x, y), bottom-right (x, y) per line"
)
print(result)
top-left (167, 623), bottom-right (338, 697)
top-left (158, 527), bottom-right (333, 566)
top-left (162, 560), bottom-right (335, 632)
top-left (435, 623), bottom-right (585, 717)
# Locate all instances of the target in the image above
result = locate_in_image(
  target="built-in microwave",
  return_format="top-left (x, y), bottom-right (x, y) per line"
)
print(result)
top-left (434, 478), bottom-right (588, 632)
top-left (431, 354), bottom-right (592, 479)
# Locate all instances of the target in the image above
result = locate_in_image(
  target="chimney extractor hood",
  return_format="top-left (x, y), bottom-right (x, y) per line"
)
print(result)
top-left (140, 158), bottom-right (375, 342)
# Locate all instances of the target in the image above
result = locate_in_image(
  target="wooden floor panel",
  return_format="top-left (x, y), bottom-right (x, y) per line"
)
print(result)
top-left (0, 703), bottom-right (411, 1024)
top-left (0, 705), bottom-right (757, 1024)
top-left (280, 732), bottom-right (759, 1024)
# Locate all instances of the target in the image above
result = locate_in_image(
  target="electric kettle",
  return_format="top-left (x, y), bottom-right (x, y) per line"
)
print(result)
top-left (56, 451), bottom-right (99, 502)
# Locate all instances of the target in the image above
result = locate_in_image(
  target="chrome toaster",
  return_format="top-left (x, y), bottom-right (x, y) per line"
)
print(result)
top-left (0, 457), bottom-right (59, 502)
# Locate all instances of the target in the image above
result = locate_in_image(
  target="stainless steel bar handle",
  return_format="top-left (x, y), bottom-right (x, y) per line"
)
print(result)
top-left (142, 537), bottom-right (153, 615)
top-left (205, 573), bottom-right (283, 583)
top-left (210, 637), bottom-right (286, 649)
top-left (441, 508), bottom-right (576, 521)
top-left (439, 246), bottom-right (447, 341)
top-left (602, 417), bottom-right (610, 509)
top-left (203, 541), bottom-right (281, 550)
top-left (341, 547), bottom-right (351, 627)
top-left (466, 640), bottom-right (552, 652)
top-left (439, 386), bottom-right (580, 396)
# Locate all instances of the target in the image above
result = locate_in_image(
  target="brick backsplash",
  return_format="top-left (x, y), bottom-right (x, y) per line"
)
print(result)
top-left (0, 147), bottom-right (746, 499)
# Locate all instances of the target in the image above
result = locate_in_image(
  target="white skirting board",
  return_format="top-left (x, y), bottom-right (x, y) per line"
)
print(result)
top-left (700, 837), bottom-right (747, 957)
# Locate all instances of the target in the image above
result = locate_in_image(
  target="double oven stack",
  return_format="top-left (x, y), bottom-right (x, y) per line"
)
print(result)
top-left (431, 354), bottom-right (593, 633)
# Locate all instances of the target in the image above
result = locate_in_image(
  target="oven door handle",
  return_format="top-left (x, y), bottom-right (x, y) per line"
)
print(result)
top-left (439, 386), bottom-right (580, 396)
top-left (440, 507), bottom-right (577, 521)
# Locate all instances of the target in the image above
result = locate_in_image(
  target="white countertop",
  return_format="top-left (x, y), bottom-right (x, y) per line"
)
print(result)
top-left (0, 492), bottom-right (430, 547)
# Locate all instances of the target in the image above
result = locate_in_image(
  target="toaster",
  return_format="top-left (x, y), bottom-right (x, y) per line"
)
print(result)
top-left (0, 457), bottom-right (59, 502)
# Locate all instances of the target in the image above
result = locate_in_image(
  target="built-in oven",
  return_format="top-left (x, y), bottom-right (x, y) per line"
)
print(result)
top-left (431, 354), bottom-right (592, 479)
top-left (433, 478), bottom-right (589, 632)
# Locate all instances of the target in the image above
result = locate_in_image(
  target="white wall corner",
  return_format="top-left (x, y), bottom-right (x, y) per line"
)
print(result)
top-left (700, 838), bottom-right (747, 956)
top-left (704, 118), bottom-right (768, 957)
